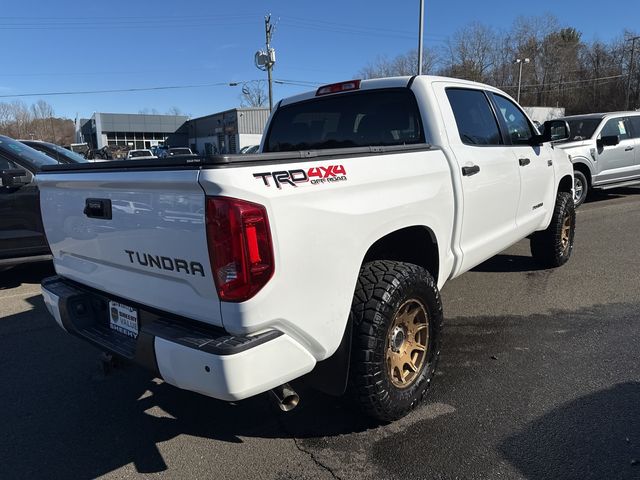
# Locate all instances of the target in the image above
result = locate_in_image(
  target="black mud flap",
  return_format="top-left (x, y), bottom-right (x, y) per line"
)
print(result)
top-left (299, 315), bottom-right (352, 396)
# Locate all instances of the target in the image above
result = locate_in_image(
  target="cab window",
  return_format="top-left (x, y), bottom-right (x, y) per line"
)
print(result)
top-left (446, 88), bottom-right (502, 146)
top-left (492, 94), bottom-right (534, 145)
top-left (264, 89), bottom-right (425, 152)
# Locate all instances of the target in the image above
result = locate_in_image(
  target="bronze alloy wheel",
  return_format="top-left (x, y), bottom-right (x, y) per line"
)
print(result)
top-left (561, 214), bottom-right (572, 252)
top-left (386, 298), bottom-right (430, 389)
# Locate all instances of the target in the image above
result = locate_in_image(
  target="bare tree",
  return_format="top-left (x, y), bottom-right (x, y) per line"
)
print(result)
top-left (359, 49), bottom-right (439, 79)
top-left (0, 99), bottom-right (73, 144)
top-left (10, 100), bottom-right (32, 139)
top-left (441, 22), bottom-right (499, 82)
top-left (239, 81), bottom-right (268, 107)
top-left (357, 14), bottom-right (640, 114)
top-left (166, 106), bottom-right (183, 116)
top-left (138, 108), bottom-right (160, 115)
top-left (31, 100), bottom-right (55, 140)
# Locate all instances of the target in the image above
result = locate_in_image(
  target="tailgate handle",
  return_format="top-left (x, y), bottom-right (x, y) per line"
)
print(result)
top-left (84, 198), bottom-right (112, 220)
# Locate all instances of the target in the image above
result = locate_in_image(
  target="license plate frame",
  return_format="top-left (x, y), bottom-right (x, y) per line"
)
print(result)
top-left (108, 301), bottom-right (139, 339)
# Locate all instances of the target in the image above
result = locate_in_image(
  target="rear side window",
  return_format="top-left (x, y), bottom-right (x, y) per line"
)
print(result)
top-left (446, 88), bottom-right (502, 146)
top-left (264, 89), bottom-right (425, 152)
top-left (629, 116), bottom-right (640, 138)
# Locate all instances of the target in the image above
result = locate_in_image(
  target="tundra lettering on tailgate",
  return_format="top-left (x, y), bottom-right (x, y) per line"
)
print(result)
top-left (125, 250), bottom-right (205, 276)
top-left (253, 165), bottom-right (347, 189)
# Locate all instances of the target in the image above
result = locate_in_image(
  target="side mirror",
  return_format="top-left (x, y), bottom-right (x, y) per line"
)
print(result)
top-left (0, 169), bottom-right (30, 188)
top-left (545, 120), bottom-right (571, 142)
top-left (530, 120), bottom-right (570, 145)
top-left (596, 135), bottom-right (620, 148)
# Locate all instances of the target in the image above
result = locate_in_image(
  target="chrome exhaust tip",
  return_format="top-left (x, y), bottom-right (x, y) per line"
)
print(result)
top-left (269, 383), bottom-right (300, 412)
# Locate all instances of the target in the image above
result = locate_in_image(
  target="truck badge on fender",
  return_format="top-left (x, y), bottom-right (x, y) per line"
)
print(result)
top-left (253, 165), bottom-right (347, 189)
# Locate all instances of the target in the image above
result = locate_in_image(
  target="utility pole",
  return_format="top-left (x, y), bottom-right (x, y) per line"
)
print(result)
top-left (265, 15), bottom-right (274, 111)
top-left (417, 0), bottom-right (425, 75)
top-left (626, 36), bottom-right (640, 110)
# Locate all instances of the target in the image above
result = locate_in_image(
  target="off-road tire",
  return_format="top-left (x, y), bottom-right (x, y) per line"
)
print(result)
top-left (573, 170), bottom-right (588, 207)
top-left (348, 260), bottom-right (443, 422)
top-left (530, 191), bottom-right (576, 268)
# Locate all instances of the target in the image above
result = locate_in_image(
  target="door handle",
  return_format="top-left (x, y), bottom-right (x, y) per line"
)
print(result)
top-left (519, 158), bottom-right (531, 166)
top-left (625, 146), bottom-right (634, 151)
top-left (462, 165), bottom-right (480, 176)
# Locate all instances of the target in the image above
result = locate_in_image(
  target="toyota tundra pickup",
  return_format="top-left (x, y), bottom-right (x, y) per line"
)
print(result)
top-left (38, 76), bottom-right (575, 421)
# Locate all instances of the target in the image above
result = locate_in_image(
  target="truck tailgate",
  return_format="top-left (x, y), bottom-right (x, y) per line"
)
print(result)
top-left (37, 169), bottom-right (222, 327)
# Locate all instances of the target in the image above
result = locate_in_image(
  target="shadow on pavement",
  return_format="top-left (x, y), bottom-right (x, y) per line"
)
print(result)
top-left (0, 261), bottom-right (55, 290)
top-left (3, 291), bottom-right (639, 478)
top-left (584, 186), bottom-right (640, 205)
top-left (0, 294), bottom-right (374, 479)
top-left (472, 254), bottom-right (547, 273)
top-left (500, 383), bottom-right (640, 480)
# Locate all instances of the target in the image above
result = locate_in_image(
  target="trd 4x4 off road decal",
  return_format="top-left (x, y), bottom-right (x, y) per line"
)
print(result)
top-left (253, 165), bottom-right (347, 189)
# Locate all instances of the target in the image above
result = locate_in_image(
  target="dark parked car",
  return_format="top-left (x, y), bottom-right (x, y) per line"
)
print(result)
top-left (0, 136), bottom-right (59, 269)
top-left (21, 140), bottom-right (88, 164)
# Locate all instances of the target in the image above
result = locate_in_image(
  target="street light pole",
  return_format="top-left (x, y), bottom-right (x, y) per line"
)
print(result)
top-left (515, 58), bottom-right (530, 103)
top-left (417, 0), bottom-right (425, 75)
top-left (626, 36), bottom-right (640, 110)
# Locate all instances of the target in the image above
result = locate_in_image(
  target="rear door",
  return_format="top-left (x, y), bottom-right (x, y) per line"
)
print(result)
top-left (438, 86), bottom-right (521, 272)
top-left (595, 117), bottom-right (636, 183)
top-left (490, 93), bottom-right (555, 233)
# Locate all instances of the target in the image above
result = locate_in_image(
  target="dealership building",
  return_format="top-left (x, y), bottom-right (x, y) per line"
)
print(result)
top-left (77, 112), bottom-right (189, 150)
top-left (180, 107), bottom-right (270, 155)
top-left (77, 107), bottom-right (270, 155)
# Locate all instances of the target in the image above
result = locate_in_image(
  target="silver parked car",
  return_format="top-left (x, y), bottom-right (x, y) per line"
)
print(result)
top-left (554, 112), bottom-right (640, 206)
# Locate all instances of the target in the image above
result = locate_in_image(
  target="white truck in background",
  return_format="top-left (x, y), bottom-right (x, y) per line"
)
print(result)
top-left (553, 111), bottom-right (640, 206)
top-left (38, 76), bottom-right (575, 421)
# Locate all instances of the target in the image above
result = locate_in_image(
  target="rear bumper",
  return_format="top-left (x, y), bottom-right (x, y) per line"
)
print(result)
top-left (41, 276), bottom-right (316, 401)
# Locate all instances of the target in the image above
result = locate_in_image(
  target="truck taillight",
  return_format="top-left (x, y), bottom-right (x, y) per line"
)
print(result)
top-left (205, 197), bottom-right (274, 302)
top-left (316, 80), bottom-right (361, 96)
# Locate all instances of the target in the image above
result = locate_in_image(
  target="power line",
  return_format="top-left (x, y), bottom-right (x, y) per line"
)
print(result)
top-left (535, 76), bottom-right (624, 95)
top-left (274, 80), bottom-right (324, 87)
top-left (498, 73), bottom-right (627, 89)
top-left (0, 78), bottom-right (321, 98)
top-left (0, 81), bottom-right (255, 98)
top-left (279, 15), bottom-right (448, 39)
top-left (277, 17), bottom-right (446, 43)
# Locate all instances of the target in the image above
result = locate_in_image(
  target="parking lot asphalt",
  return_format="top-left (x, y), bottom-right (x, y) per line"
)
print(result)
top-left (1, 187), bottom-right (639, 480)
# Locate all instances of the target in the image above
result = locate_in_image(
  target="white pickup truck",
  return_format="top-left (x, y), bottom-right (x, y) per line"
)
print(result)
top-left (39, 76), bottom-right (575, 421)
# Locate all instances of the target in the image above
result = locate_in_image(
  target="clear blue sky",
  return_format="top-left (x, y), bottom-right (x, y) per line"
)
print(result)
top-left (1, 0), bottom-right (637, 119)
